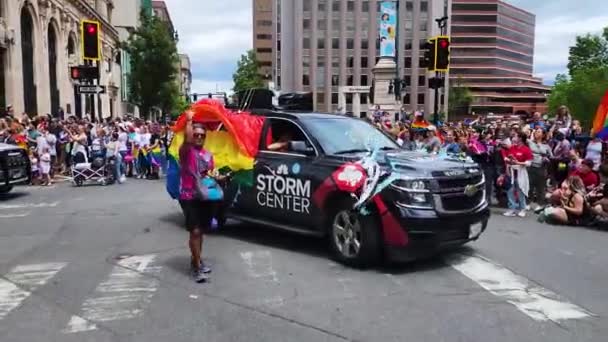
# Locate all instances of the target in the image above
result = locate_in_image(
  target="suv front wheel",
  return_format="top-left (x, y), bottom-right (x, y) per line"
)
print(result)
top-left (328, 200), bottom-right (382, 268)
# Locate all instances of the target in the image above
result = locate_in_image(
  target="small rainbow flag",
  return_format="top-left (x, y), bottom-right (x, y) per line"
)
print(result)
top-left (592, 90), bottom-right (608, 140)
top-left (166, 99), bottom-right (265, 200)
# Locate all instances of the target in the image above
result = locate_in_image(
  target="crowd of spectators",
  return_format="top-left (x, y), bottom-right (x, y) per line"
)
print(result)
top-left (374, 105), bottom-right (608, 229)
top-left (0, 111), bottom-right (172, 186)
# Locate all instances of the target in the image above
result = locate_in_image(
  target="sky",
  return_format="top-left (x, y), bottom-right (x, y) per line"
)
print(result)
top-left (165, 0), bottom-right (608, 93)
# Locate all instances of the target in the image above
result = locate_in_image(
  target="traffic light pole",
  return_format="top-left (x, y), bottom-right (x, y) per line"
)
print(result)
top-left (433, 16), bottom-right (448, 126)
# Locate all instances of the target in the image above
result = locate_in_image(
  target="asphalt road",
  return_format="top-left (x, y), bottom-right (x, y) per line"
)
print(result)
top-left (0, 180), bottom-right (607, 342)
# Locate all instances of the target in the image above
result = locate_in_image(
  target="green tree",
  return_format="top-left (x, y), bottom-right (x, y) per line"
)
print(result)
top-left (567, 27), bottom-right (608, 75)
top-left (547, 67), bottom-right (608, 126)
top-left (448, 78), bottom-right (473, 118)
top-left (232, 50), bottom-right (264, 93)
top-left (124, 10), bottom-right (179, 118)
top-left (171, 91), bottom-right (191, 118)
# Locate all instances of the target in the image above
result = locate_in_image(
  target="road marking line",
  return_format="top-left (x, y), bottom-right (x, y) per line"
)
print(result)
top-left (0, 262), bottom-right (66, 320)
top-left (63, 254), bottom-right (160, 334)
top-left (447, 253), bottom-right (594, 322)
top-left (0, 212), bottom-right (30, 218)
top-left (240, 250), bottom-right (279, 282)
top-left (0, 202), bottom-right (59, 210)
top-left (240, 250), bottom-right (283, 307)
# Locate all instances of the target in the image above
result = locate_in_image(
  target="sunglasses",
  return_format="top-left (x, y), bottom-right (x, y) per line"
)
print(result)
top-left (193, 133), bottom-right (206, 138)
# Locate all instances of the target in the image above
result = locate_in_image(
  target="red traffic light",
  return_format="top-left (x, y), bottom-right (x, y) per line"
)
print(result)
top-left (438, 39), bottom-right (449, 49)
top-left (86, 24), bottom-right (96, 34)
top-left (71, 68), bottom-right (80, 79)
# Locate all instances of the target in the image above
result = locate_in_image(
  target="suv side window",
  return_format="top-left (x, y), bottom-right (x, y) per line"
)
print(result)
top-left (262, 118), bottom-right (315, 155)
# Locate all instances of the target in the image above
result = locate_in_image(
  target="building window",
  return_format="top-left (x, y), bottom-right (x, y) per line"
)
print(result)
top-left (257, 48), bottom-right (272, 53)
top-left (347, 75), bottom-right (353, 86)
top-left (421, 1), bottom-right (428, 13)
top-left (257, 34), bottom-right (272, 40)
top-left (406, 1), bottom-right (413, 11)
top-left (420, 20), bottom-right (427, 31)
top-left (361, 75), bottom-right (368, 86)
top-left (403, 93), bottom-right (410, 104)
top-left (332, 19), bottom-right (340, 31)
top-left (317, 55), bottom-right (325, 67)
top-left (347, 38), bottom-right (354, 49)
top-left (303, 1), bottom-right (311, 11)
top-left (259, 61), bottom-right (272, 67)
top-left (332, 38), bottom-right (340, 49)
top-left (317, 92), bottom-right (325, 105)
top-left (332, 56), bottom-right (339, 68)
top-left (303, 38), bottom-right (310, 49)
top-left (318, 38), bottom-right (325, 49)
top-left (332, 75), bottom-right (339, 86)
top-left (405, 40), bottom-right (412, 50)
top-left (418, 76), bottom-right (425, 86)
top-left (347, 56), bottom-right (354, 68)
top-left (361, 39), bottom-right (368, 50)
top-left (318, 19), bottom-right (326, 30)
top-left (332, 93), bottom-right (338, 104)
top-left (347, 1), bottom-right (354, 11)
top-left (318, 1), bottom-right (326, 11)
top-left (418, 93), bottom-right (425, 104)
top-left (303, 75), bottom-right (310, 86)
top-left (303, 19), bottom-right (310, 29)
top-left (303, 56), bottom-right (310, 68)
top-left (404, 57), bottom-right (412, 67)
top-left (332, 0), bottom-right (340, 12)
top-left (362, 1), bottom-right (369, 12)
top-left (361, 57), bottom-right (368, 68)
top-left (257, 20), bottom-right (273, 27)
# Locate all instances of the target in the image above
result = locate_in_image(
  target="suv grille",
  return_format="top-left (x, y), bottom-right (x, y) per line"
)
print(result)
top-left (433, 173), bottom-right (486, 214)
top-left (436, 174), bottom-right (483, 192)
top-left (1, 150), bottom-right (28, 168)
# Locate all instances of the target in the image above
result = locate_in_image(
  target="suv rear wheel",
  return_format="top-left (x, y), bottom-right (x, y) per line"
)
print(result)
top-left (328, 199), bottom-right (382, 268)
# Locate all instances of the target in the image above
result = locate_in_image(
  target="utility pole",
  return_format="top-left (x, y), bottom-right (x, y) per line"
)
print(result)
top-left (433, 16), bottom-right (448, 125)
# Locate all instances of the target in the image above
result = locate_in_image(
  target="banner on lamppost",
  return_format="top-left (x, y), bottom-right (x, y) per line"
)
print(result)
top-left (378, 1), bottom-right (397, 57)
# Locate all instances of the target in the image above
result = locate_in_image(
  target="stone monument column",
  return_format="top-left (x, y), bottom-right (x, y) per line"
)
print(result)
top-left (371, 57), bottom-right (398, 118)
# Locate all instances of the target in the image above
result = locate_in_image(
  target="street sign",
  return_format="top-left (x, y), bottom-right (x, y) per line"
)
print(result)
top-left (78, 85), bottom-right (106, 94)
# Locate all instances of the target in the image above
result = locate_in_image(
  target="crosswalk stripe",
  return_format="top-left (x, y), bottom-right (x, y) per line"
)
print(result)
top-left (0, 202), bottom-right (59, 210)
top-left (63, 254), bottom-right (161, 334)
top-left (0, 263), bottom-right (66, 320)
top-left (447, 253), bottom-right (594, 322)
top-left (0, 212), bottom-right (30, 218)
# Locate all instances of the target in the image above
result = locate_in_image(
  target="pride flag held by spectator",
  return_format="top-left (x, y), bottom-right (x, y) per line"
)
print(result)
top-left (592, 90), bottom-right (608, 139)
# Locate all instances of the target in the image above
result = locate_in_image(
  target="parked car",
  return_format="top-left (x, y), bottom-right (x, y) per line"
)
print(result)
top-left (0, 143), bottom-right (30, 194)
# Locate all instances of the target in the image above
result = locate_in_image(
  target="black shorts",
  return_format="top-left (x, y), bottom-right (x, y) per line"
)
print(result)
top-left (179, 200), bottom-right (216, 231)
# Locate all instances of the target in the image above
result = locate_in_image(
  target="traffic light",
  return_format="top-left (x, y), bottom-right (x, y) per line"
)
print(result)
top-left (192, 94), bottom-right (198, 102)
top-left (421, 37), bottom-right (437, 71)
top-left (81, 20), bottom-right (100, 60)
top-left (70, 66), bottom-right (99, 80)
top-left (435, 36), bottom-right (450, 71)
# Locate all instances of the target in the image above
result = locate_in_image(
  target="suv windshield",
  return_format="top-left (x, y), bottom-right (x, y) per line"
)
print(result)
top-left (302, 117), bottom-right (399, 155)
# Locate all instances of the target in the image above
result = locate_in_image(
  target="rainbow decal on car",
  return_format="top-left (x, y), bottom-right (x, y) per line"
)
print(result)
top-left (166, 99), bottom-right (265, 200)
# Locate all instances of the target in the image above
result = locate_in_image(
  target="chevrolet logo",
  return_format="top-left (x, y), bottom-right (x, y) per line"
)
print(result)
top-left (464, 184), bottom-right (479, 197)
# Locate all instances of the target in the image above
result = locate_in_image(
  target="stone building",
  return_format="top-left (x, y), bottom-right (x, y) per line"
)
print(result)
top-left (0, 0), bottom-right (122, 119)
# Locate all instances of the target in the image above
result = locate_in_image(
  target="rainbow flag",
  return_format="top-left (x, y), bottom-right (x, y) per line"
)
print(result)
top-left (592, 90), bottom-right (608, 140)
top-left (166, 99), bottom-right (265, 200)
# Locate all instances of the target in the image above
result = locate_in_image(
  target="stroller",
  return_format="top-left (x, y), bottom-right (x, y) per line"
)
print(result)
top-left (71, 152), bottom-right (117, 186)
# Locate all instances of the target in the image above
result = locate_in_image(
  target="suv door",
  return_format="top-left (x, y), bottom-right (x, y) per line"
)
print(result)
top-left (243, 117), bottom-right (321, 230)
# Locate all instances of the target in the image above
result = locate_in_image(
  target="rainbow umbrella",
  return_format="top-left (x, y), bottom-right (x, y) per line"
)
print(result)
top-left (592, 90), bottom-right (608, 140)
top-left (166, 99), bottom-right (265, 200)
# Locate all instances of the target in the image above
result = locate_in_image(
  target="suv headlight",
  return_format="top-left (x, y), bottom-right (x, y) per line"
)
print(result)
top-left (391, 179), bottom-right (433, 209)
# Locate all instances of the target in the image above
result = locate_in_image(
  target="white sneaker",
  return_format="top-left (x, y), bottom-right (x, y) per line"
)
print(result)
top-left (503, 210), bottom-right (516, 217)
top-left (119, 175), bottom-right (126, 183)
top-left (525, 205), bottom-right (531, 211)
top-left (517, 210), bottom-right (526, 218)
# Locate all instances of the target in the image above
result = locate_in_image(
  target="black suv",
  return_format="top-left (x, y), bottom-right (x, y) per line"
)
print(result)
top-left (0, 143), bottom-right (30, 194)
top-left (220, 111), bottom-right (490, 267)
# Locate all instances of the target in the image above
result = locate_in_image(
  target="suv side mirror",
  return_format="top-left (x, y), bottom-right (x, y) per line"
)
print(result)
top-left (289, 141), bottom-right (315, 155)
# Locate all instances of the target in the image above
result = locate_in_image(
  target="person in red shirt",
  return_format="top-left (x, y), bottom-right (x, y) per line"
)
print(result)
top-left (570, 159), bottom-right (599, 191)
top-left (503, 132), bottom-right (534, 217)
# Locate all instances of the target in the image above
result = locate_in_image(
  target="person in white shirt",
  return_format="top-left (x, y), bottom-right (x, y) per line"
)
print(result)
top-left (137, 125), bottom-right (152, 178)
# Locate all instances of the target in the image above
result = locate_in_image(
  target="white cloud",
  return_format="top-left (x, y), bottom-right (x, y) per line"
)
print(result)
top-left (191, 79), bottom-right (234, 94)
top-left (533, 15), bottom-right (608, 76)
top-left (164, 0), bottom-right (252, 92)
